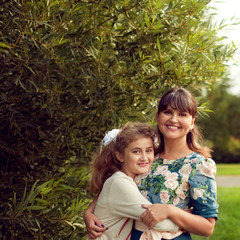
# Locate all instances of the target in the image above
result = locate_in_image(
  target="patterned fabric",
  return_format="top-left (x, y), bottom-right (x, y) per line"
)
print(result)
top-left (133, 152), bottom-right (219, 240)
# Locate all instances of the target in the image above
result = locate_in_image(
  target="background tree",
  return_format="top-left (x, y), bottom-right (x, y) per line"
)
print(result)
top-left (0, 0), bottom-right (236, 239)
top-left (198, 82), bottom-right (240, 163)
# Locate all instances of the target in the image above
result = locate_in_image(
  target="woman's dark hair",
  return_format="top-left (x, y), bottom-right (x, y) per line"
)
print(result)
top-left (157, 87), bottom-right (212, 158)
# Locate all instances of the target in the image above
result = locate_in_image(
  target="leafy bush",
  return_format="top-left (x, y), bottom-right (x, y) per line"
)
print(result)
top-left (0, 0), bottom-right (235, 238)
top-left (0, 166), bottom-right (90, 239)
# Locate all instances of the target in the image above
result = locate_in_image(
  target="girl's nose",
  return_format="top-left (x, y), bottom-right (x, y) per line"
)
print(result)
top-left (141, 152), bottom-right (147, 160)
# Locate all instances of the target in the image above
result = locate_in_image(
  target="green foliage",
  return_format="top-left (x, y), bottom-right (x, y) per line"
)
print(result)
top-left (198, 83), bottom-right (240, 163)
top-left (0, 0), bottom-right (236, 238)
top-left (0, 0), bottom-right (235, 169)
top-left (0, 166), bottom-right (90, 239)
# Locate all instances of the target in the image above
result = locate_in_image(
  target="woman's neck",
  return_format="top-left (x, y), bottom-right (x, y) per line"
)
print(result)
top-left (160, 138), bottom-right (193, 160)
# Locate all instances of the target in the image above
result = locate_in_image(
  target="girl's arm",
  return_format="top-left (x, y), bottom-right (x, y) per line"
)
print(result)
top-left (109, 176), bottom-right (179, 232)
top-left (83, 196), bottom-right (107, 239)
top-left (141, 204), bottom-right (215, 237)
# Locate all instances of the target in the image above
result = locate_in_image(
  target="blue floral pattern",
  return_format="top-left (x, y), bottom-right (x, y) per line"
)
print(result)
top-left (135, 152), bottom-right (218, 219)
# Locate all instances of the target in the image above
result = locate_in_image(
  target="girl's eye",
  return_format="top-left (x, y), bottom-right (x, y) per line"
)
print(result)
top-left (179, 113), bottom-right (186, 117)
top-left (146, 149), bottom-right (153, 153)
top-left (133, 150), bottom-right (140, 154)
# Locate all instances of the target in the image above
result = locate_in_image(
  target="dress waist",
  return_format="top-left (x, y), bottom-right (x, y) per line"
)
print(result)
top-left (135, 221), bottom-right (182, 240)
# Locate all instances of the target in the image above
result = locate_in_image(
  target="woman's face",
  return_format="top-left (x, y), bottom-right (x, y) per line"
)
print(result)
top-left (116, 137), bottom-right (154, 178)
top-left (157, 105), bottom-right (195, 141)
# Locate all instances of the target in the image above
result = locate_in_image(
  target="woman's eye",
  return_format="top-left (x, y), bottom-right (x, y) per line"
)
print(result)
top-left (164, 110), bottom-right (171, 114)
top-left (179, 112), bottom-right (188, 117)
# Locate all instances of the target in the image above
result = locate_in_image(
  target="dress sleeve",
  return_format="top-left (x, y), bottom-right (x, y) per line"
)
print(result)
top-left (108, 175), bottom-right (179, 232)
top-left (189, 158), bottom-right (219, 219)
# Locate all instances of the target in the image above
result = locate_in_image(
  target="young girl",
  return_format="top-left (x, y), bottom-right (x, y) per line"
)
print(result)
top-left (85, 122), bottom-right (181, 240)
top-left (84, 88), bottom-right (218, 240)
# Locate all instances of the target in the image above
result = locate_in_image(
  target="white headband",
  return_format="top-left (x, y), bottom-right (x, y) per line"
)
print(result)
top-left (101, 129), bottom-right (120, 146)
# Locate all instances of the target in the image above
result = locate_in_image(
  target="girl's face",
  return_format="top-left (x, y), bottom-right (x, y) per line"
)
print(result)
top-left (116, 137), bottom-right (154, 179)
top-left (157, 105), bottom-right (195, 141)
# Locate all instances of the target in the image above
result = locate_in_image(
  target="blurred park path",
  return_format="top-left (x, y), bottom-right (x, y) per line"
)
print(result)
top-left (216, 176), bottom-right (240, 187)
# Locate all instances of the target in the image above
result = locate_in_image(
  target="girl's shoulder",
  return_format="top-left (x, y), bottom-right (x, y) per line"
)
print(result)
top-left (105, 171), bottom-right (134, 186)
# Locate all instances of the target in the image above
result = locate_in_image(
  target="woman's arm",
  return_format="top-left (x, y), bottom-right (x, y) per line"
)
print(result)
top-left (83, 196), bottom-right (107, 239)
top-left (140, 157), bottom-right (218, 237)
top-left (141, 204), bottom-right (215, 237)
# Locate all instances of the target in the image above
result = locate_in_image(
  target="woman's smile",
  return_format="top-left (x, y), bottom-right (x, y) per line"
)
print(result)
top-left (166, 125), bottom-right (180, 131)
top-left (157, 105), bottom-right (195, 140)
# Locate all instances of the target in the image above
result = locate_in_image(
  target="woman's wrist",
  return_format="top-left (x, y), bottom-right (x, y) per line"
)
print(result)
top-left (166, 204), bottom-right (177, 219)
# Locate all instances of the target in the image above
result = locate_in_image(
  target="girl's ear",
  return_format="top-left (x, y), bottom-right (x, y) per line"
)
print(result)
top-left (115, 152), bottom-right (124, 163)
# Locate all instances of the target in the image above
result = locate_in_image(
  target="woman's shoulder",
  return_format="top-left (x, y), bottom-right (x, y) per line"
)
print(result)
top-left (185, 152), bottom-right (215, 164)
top-left (154, 152), bottom-right (207, 164)
top-left (187, 153), bottom-right (217, 178)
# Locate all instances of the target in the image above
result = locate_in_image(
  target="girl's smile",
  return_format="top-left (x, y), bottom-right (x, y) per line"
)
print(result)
top-left (116, 137), bottom-right (154, 178)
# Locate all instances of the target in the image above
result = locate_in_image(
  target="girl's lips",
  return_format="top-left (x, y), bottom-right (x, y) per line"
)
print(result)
top-left (138, 162), bottom-right (149, 167)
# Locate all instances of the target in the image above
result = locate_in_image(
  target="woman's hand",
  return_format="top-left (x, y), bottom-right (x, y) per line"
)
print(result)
top-left (141, 204), bottom-right (216, 237)
top-left (83, 211), bottom-right (107, 239)
top-left (140, 204), bottom-right (172, 229)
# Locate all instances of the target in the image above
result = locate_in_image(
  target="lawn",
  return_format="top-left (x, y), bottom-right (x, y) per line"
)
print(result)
top-left (192, 187), bottom-right (240, 240)
top-left (192, 164), bottom-right (240, 239)
top-left (216, 163), bottom-right (240, 176)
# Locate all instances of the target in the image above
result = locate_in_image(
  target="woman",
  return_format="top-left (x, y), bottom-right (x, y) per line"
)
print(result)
top-left (85, 88), bottom-right (218, 240)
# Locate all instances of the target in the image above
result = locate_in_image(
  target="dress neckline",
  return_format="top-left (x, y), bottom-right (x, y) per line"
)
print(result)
top-left (156, 152), bottom-right (196, 162)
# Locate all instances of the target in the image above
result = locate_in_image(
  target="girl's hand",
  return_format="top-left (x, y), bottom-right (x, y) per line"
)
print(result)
top-left (140, 204), bottom-right (172, 229)
top-left (83, 211), bottom-right (107, 239)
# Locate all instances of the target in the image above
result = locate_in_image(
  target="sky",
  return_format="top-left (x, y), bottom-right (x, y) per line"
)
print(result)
top-left (207, 0), bottom-right (240, 95)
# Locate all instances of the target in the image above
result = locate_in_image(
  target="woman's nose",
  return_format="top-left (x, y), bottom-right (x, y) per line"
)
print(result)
top-left (170, 113), bottom-right (178, 122)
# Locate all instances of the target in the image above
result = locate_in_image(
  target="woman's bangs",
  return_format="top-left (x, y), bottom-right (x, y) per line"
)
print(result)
top-left (170, 95), bottom-right (191, 113)
top-left (159, 93), bottom-right (194, 115)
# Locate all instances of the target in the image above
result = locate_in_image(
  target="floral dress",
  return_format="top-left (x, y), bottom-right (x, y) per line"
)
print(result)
top-left (132, 152), bottom-right (219, 240)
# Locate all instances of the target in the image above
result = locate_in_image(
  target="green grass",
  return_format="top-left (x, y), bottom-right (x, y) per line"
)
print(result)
top-left (216, 164), bottom-right (240, 176)
top-left (192, 187), bottom-right (240, 240)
